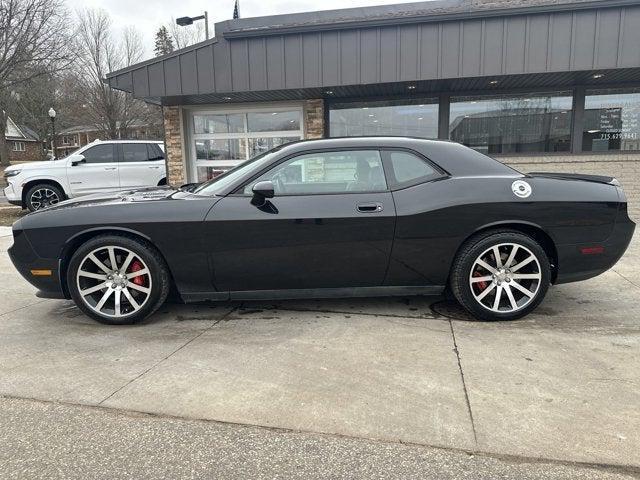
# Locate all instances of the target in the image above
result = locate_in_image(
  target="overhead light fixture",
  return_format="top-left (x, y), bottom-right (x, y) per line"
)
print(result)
top-left (325, 90), bottom-right (334, 95)
top-left (373, 120), bottom-right (379, 123)
top-left (408, 85), bottom-right (416, 90)
top-left (368, 114), bottom-right (375, 117)
top-left (222, 96), bottom-right (232, 100)
top-left (588, 129), bottom-right (601, 133)
top-left (489, 80), bottom-right (499, 85)
top-left (272, 112), bottom-right (278, 115)
top-left (362, 107), bottom-right (369, 110)
top-left (176, 13), bottom-right (209, 39)
top-left (593, 73), bottom-right (605, 79)
top-left (418, 117), bottom-right (424, 120)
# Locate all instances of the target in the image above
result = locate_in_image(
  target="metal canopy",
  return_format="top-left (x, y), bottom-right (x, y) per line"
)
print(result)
top-left (106, 0), bottom-right (640, 105)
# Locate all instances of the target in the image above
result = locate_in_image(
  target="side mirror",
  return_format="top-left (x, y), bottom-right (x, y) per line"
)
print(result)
top-left (251, 180), bottom-right (275, 206)
top-left (71, 155), bottom-right (86, 166)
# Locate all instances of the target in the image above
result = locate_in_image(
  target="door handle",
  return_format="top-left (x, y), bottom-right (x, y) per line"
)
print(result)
top-left (148, 166), bottom-right (160, 169)
top-left (357, 202), bottom-right (383, 213)
top-left (104, 167), bottom-right (117, 170)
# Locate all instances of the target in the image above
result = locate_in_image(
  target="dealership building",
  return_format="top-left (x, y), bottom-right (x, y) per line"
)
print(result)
top-left (106, 0), bottom-right (640, 218)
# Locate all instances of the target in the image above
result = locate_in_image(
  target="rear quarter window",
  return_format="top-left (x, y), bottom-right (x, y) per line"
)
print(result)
top-left (384, 150), bottom-right (444, 190)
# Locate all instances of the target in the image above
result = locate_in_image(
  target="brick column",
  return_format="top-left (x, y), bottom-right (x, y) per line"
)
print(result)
top-left (163, 106), bottom-right (186, 186)
top-left (304, 99), bottom-right (325, 139)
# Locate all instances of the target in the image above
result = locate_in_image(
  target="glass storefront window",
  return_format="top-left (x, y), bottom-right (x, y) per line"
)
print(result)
top-left (248, 137), bottom-right (300, 158)
top-left (191, 108), bottom-right (304, 181)
top-left (194, 114), bottom-right (244, 134)
top-left (583, 89), bottom-right (640, 152)
top-left (248, 111), bottom-right (300, 132)
top-left (196, 166), bottom-right (228, 182)
top-left (195, 139), bottom-right (245, 161)
top-left (449, 93), bottom-right (573, 154)
top-left (329, 99), bottom-right (439, 138)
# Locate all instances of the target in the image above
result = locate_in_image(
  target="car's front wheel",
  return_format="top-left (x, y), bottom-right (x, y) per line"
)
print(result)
top-left (25, 183), bottom-right (64, 211)
top-left (450, 230), bottom-right (551, 321)
top-left (67, 235), bottom-right (170, 325)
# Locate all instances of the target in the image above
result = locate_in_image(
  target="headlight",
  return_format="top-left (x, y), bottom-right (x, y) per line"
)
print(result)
top-left (3, 169), bottom-right (21, 178)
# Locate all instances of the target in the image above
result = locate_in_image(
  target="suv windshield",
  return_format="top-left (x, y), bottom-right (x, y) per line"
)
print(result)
top-left (192, 146), bottom-right (285, 196)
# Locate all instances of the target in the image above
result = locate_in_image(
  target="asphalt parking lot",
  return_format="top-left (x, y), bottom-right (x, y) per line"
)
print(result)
top-left (1, 225), bottom-right (639, 478)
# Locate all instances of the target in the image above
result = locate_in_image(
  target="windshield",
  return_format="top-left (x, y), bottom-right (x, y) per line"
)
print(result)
top-left (192, 147), bottom-right (285, 196)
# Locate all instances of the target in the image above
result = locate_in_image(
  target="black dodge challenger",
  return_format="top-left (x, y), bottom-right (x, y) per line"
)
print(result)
top-left (8, 137), bottom-right (635, 324)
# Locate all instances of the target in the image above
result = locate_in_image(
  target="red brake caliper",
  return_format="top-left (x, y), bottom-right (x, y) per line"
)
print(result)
top-left (129, 261), bottom-right (146, 286)
top-left (472, 270), bottom-right (488, 292)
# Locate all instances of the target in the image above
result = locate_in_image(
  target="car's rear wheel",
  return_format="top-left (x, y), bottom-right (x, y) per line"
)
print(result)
top-left (450, 230), bottom-right (551, 321)
top-left (67, 235), bottom-right (170, 325)
top-left (25, 183), bottom-right (64, 211)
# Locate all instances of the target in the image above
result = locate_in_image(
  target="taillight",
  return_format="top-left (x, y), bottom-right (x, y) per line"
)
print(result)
top-left (580, 246), bottom-right (605, 255)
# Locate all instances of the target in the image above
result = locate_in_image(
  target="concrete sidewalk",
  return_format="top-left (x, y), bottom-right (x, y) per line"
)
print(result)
top-left (1, 396), bottom-right (636, 480)
top-left (0, 233), bottom-right (639, 477)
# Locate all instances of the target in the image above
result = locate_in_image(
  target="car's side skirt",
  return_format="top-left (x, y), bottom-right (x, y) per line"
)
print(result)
top-left (181, 285), bottom-right (445, 303)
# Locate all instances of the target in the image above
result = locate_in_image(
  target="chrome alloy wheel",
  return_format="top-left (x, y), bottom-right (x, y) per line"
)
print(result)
top-left (30, 188), bottom-right (60, 210)
top-left (468, 243), bottom-right (542, 314)
top-left (76, 246), bottom-right (152, 318)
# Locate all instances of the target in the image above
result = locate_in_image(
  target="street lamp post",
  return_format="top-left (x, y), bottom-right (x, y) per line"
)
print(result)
top-left (48, 108), bottom-right (56, 160)
top-left (176, 11), bottom-right (209, 39)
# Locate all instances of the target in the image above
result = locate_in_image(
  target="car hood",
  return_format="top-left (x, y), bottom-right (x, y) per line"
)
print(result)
top-left (7, 158), bottom-right (67, 172)
top-left (28, 187), bottom-right (204, 214)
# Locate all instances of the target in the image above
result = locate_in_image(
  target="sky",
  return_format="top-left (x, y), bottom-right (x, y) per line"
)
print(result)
top-left (65, 0), bottom-right (421, 58)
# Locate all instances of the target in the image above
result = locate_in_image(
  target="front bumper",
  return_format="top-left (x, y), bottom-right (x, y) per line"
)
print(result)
top-left (3, 182), bottom-right (21, 203)
top-left (7, 223), bottom-right (68, 299)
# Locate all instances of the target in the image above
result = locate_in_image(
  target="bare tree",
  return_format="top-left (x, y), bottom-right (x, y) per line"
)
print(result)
top-left (0, 0), bottom-right (72, 166)
top-left (74, 8), bottom-right (152, 140)
top-left (169, 18), bottom-right (205, 49)
top-left (6, 74), bottom-right (60, 147)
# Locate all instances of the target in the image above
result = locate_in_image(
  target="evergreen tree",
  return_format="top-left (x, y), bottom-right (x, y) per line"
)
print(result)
top-left (154, 26), bottom-right (174, 57)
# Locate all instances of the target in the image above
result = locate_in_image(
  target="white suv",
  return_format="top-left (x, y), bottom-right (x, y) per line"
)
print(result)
top-left (3, 140), bottom-right (166, 211)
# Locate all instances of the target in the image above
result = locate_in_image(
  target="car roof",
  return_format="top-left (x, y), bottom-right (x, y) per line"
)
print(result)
top-left (275, 137), bottom-right (519, 178)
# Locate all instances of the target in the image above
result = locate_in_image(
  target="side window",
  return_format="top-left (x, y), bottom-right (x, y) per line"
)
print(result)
top-left (147, 144), bottom-right (165, 161)
top-left (385, 151), bottom-right (443, 189)
top-left (82, 144), bottom-right (115, 164)
top-left (244, 150), bottom-right (387, 195)
top-left (122, 144), bottom-right (150, 162)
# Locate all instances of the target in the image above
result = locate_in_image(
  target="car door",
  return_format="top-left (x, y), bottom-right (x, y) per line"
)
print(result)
top-left (204, 149), bottom-right (397, 293)
top-left (118, 143), bottom-right (165, 189)
top-left (66, 143), bottom-right (119, 196)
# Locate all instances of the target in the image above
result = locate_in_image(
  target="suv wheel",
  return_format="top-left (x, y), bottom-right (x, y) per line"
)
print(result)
top-left (450, 230), bottom-right (551, 321)
top-left (67, 235), bottom-right (170, 325)
top-left (25, 183), bottom-right (64, 211)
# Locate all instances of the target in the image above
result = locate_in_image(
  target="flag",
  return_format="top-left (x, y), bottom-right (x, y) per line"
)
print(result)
top-left (233, 0), bottom-right (240, 19)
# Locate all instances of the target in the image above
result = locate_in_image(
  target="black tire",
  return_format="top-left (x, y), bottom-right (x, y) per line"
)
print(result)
top-left (450, 230), bottom-right (551, 321)
top-left (67, 235), bottom-right (170, 325)
top-left (25, 183), bottom-right (64, 211)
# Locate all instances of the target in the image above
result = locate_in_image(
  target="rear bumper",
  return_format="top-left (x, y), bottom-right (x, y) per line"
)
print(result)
top-left (7, 226), bottom-right (68, 299)
top-left (555, 217), bottom-right (635, 284)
